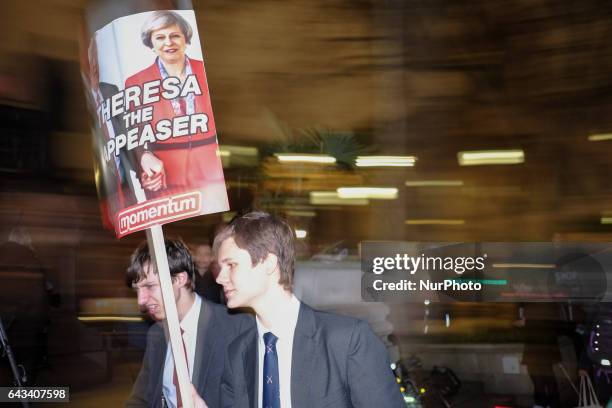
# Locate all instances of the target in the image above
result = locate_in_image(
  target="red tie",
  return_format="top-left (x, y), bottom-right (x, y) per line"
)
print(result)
top-left (173, 328), bottom-right (189, 408)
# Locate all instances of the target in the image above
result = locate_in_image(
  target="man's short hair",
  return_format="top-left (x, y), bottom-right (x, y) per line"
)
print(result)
top-left (126, 238), bottom-right (195, 290)
top-left (213, 211), bottom-right (295, 291)
top-left (141, 10), bottom-right (193, 48)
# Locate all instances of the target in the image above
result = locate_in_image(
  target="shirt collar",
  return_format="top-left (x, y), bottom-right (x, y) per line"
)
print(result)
top-left (180, 293), bottom-right (201, 336)
top-left (157, 56), bottom-right (192, 79)
top-left (256, 294), bottom-right (300, 341)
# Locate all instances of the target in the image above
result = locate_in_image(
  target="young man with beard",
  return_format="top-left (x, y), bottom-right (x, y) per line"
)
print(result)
top-left (125, 239), bottom-right (252, 408)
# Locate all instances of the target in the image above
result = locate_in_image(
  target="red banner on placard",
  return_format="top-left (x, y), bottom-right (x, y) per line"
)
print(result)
top-left (81, 9), bottom-right (228, 237)
top-left (116, 190), bottom-right (202, 237)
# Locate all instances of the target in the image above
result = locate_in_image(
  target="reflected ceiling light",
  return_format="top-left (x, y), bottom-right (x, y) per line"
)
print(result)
top-left (274, 153), bottom-right (336, 164)
top-left (405, 180), bottom-right (464, 187)
top-left (492, 263), bottom-right (555, 269)
top-left (286, 210), bottom-right (316, 217)
top-left (601, 217), bottom-right (612, 224)
top-left (337, 187), bottom-right (398, 199)
top-left (405, 219), bottom-right (465, 225)
top-left (457, 149), bottom-right (524, 166)
top-left (295, 229), bottom-right (308, 239)
top-left (222, 211), bottom-right (237, 223)
top-left (78, 316), bottom-right (144, 322)
top-left (219, 145), bottom-right (258, 156)
top-left (588, 133), bottom-right (612, 142)
top-left (219, 145), bottom-right (259, 168)
top-left (309, 191), bottom-right (369, 206)
top-left (355, 155), bottom-right (416, 167)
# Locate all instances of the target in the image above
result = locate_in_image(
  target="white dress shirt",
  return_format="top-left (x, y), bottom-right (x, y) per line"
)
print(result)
top-left (163, 294), bottom-right (202, 408)
top-left (257, 295), bottom-right (301, 408)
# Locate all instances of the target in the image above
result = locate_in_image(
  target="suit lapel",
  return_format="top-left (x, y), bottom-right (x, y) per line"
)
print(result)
top-left (192, 299), bottom-right (216, 394)
top-left (243, 329), bottom-right (258, 408)
top-left (291, 303), bottom-right (317, 408)
top-left (151, 324), bottom-right (167, 406)
top-left (150, 59), bottom-right (175, 120)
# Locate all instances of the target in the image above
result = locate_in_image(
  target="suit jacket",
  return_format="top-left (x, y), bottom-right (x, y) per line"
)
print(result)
top-left (126, 298), bottom-right (253, 408)
top-left (123, 57), bottom-right (224, 191)
top-left (91, 82), bottom-right (137, 227)
top-left (194, 269), bottom-right (223, 304)
top-left (220, 302), bottom-right (405, 408)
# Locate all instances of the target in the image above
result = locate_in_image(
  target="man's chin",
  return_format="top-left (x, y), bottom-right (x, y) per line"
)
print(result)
top-left (149, 312), bottom-right (165, 321)
top-left (226, 298), bottom-right (243, 309)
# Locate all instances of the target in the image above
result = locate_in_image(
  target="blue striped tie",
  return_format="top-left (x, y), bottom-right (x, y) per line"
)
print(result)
top-left (263, 332), bottom-right (280, 408)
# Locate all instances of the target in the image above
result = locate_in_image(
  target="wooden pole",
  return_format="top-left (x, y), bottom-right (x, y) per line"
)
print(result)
top-left (146, 225), bottom-right (194, 408)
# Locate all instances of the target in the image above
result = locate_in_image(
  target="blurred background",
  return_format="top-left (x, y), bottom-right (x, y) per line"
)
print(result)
top-left (1, 0), bottom-right (612, 406)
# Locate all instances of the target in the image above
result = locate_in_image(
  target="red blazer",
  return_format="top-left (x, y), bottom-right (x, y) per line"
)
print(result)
top-left (124, 57), bottom-right (217, 142)
top-left (124, 57), bottom-right (224, 191)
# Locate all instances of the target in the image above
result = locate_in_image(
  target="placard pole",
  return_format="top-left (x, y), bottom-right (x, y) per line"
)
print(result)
top-left (146, 225), bottom-right (194, 408)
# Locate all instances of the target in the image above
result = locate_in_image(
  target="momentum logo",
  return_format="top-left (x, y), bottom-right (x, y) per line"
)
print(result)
top-left (117, 191), bottom-right (202, 237)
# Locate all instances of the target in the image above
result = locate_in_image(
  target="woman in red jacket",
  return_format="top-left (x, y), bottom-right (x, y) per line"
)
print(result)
top-left (125, 10), bottom-right (225, 201)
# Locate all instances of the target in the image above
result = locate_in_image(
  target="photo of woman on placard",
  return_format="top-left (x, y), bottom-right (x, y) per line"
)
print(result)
top-left (125, 10), bottom-right (224, 198)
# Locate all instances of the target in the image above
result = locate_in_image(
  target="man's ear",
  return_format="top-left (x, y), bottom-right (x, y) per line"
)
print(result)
top-left (173, 271), bottom-right (189, 288)
top-left (263, 253), bottom-right (279, 275)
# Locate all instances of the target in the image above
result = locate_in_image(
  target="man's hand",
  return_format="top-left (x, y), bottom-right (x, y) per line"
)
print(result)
top-left (190, 384), bottom-right (208, 408)
top-left (140, 151), bottom-right (166, 191)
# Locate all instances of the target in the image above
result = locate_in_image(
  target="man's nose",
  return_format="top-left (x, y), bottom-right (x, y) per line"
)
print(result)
top-left (137, 289), bottom-right (148, 306)
top-left (216, 266), bottom-right (227, 285)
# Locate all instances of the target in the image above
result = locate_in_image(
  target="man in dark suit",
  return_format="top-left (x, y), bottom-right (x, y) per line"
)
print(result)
top-left (87, 36), bottom-right (137, 230)
top-left (125, 239), bottom-right (252, 408)
top-left (210, 211), bottom-right (404, 408)
top-left (191, 240), bottom-right (223, 304)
